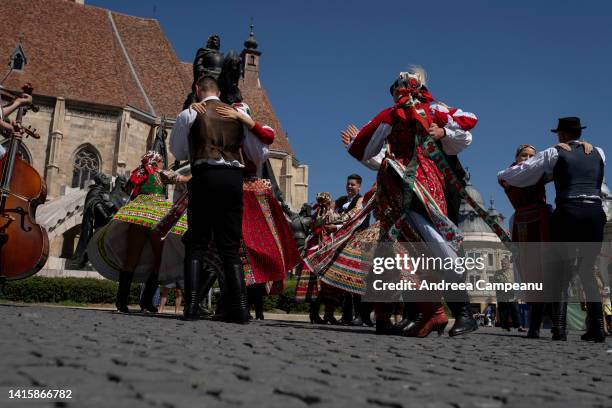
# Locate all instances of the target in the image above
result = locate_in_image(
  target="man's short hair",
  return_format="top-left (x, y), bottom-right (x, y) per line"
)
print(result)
top-left (196, 76), bottom-right (219, 93)
top-left (347, 174), bottom-right (362, 184)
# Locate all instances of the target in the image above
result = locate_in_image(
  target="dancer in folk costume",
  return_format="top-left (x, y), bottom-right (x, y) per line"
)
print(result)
top-left (498, 142), bottom-right (591, 338)
top-left (345, 66), bottom-right (479, 336)
top-left (166, 76), bottom-right (300, 321)
top-left (296, 191), bottom-right (360, 324)
top-left (88, 151), bottom-right (190, 313)
top-left (499, 144), bottom-right (551, 338)
top-left (189, 100), bottom-right (301, 320)
top-left (299, 138), bottom-right (385, 326)
top-left (499, 117), bottom-right (606, 343)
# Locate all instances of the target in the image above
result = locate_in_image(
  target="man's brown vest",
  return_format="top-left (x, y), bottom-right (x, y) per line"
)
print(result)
top-left (188, 99), bottom-right (244, 165)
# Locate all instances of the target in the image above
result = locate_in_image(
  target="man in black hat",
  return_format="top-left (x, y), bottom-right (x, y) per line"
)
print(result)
top-left (498, 117), bottom-right (606, 342)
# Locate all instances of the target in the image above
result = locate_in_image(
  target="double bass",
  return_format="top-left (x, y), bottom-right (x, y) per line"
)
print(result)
top-left (0, 84), bottom-right (49, 281)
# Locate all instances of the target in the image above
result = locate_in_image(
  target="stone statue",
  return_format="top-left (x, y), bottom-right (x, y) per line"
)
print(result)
top-left (109, 175), bottom-right (130, 210)
top-left (68, 173), bottom-right (117, 270)
top-left (183, 34), bottom-right (225, 109)
top-left (194, 34), bottom-right (224, 80)
top-left (151, 121), bottom-right (169, 171)
top-left (291, 203), bottom-right (313, 254)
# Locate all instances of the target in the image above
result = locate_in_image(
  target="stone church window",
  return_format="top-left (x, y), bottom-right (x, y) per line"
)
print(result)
top-left (72, 146), bottom-right (100, 189)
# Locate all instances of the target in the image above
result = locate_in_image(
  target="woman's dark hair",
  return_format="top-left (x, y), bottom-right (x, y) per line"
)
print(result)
top-left (218, 51), bottom-right (243, 104)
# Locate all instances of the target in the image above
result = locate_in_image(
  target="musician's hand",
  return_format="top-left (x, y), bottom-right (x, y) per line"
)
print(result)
top-left (341, 124), bottom-right (359, 147)
top-left (428, 123), bottom-right (446, 140)
top-left (189, 102), bottom-right (206, 114)
top-left (16, 94), bottom-right (32, 106)
top-left (11, 121), bottom-right (24, 139)
top-left (0, 119), bottom-right (12, 132)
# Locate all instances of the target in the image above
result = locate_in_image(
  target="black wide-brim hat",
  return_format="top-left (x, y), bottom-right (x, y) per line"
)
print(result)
top-left (551, 117), bottom-right (586, 133)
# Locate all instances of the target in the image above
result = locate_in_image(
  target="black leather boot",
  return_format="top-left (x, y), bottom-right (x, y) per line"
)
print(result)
top-left (115, 271), bottom-right (134, 313)
top-left (581, 302), bottom-right (606, 343)
top-left (139, 272), bottom-right (159, 313)
top-left (225, 263), bottom-right (250, 324)
top-left (323, 301), bottom-right (340, 325)
top-left (551, 302), bottom-right (567, 341)
top-left (182, 258), bottom-right (202, 321)
top-left (253, 285), bottom-right (265, 320)
top-left (395, 302), bottom-right (417, 331)
top-left (447, 302), bottom-right (478, 337)
top-left (526, 303), bottom-right (544, 339)
top-left (340, 294), bottom-right (354, 325)
top-left (309, 300), bottom-right (324, 324)
top-left (198, 267), bottom-right (219, 317)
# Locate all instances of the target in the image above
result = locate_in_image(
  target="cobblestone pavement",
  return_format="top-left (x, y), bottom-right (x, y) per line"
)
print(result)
top-left (1, 304), bottom-right (611, 408)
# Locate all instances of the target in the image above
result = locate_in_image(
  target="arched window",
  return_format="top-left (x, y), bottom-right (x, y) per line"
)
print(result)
top-left (0, 140), bottom-right (32, 164)
top-left (72, 145), bottom-right (100, 189)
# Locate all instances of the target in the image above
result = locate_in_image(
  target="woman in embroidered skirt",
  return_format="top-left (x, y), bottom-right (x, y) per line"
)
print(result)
top-left (499, 142), bottom-right (591, 338)
top-left (88, 151), bottom-right (190, 313)
top-left (346, 67), bottom-right (478, 337)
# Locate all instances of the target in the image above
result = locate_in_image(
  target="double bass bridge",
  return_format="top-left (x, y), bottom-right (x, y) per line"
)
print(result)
top-left (0, 206), bottom-right (31, 232)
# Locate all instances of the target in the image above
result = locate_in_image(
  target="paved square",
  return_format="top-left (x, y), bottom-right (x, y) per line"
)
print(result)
top-left (1, 304), bottom-right (610, 408)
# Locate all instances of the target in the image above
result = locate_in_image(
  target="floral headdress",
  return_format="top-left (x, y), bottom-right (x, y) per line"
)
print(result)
top-left (129, 151), bottom-right (162, 197)
top-left (389, 67), bottom-right (435, 134)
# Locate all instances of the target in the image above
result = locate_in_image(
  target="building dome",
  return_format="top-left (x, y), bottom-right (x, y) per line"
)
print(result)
top-left (244, 24), bottom-right (258, 50)
top-left (458, 173), bottom-right (497, 234)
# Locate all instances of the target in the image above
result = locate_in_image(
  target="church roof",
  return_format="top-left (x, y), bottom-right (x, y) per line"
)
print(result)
top-left (0, 0), bottom-right (295, 156)
top-left (0, 0), bottom-right (188, 118)
top-left (241, 83), bottom-right (294, 156)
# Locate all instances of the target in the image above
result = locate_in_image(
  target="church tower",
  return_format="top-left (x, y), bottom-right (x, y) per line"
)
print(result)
top-left (241, 24), bottom-right (261, 88)
top-left (238, 24), bottom-right (309, 211)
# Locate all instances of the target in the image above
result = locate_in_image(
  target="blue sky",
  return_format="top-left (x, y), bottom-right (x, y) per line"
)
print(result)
top-left (91, 0), bottom-right (612, 220)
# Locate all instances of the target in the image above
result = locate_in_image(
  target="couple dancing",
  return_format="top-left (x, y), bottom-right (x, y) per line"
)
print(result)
top-left (90, 72), bottom-right (300, 321)
top-left (499, 117), bottom-right (607, 343)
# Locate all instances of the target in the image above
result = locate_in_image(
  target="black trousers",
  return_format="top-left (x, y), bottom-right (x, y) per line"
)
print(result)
top-left (183, 165), bottom-right (244, 268)
top-left (498, 301), bottom-right (521, 329)
top-left (550, 201), bottom-right (606, 302)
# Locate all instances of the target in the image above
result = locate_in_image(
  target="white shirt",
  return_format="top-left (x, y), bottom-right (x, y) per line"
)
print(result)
top-left (497, 140), bottom-right (606, 188)
top-left (169, 96), bottom-right (269, 167)
top-left (354, 123), bottom-right (473, 162)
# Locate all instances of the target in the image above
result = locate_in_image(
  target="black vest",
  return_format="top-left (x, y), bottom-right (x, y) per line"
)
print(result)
top-left (335, 194), bottom-right (370, 228)
top-left (553, 144), bottom-right (604, 201)
top-left (335, 194), bottom-right (361, 214)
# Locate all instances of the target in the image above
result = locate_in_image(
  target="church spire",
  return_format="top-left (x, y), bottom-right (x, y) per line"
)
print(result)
top-left (241, 22), bottom-right (262, 87)
top-left (244, 24), bottom-right (259, 51)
